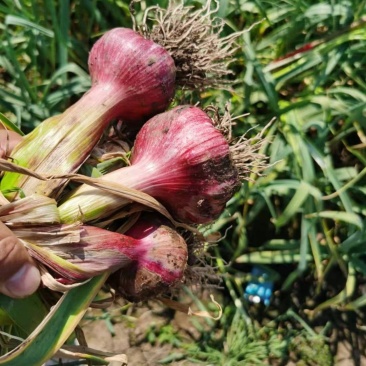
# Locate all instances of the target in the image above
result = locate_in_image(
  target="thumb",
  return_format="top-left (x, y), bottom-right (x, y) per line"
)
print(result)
top-left (0, 222), bottom-right (41, 298)
top-left (0, 130), bottom-right (23, 158)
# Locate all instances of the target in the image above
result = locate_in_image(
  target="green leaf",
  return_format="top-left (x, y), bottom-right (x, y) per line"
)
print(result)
top-left (274, 181), bottom-right (311, 228)
top-left (305, 211), bottom-right (363, 229)
top-left (344, 294), bottom-right (366, 311)
top-left (0, 293), bottom-right (47, 336)
top-left (0, 113), bottom-right (24, 136)
top-left (310, 264), bottom-right (356, 315)
top-left (5, 15), bottom-right (54, 37)
top-left (236, 249), bottom-right (314, 264)
top-left (0, 274), bottom-right (108, 365)
top-left (0, 310), bottom-right (12, 326)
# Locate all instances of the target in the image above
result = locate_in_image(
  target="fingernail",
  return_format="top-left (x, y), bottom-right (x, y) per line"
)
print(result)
top-left (5, 264), bottom-right (41, 298)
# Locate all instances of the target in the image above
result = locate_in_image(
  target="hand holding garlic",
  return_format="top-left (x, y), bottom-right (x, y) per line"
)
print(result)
top-left (0, 130), bottom-right (41, 298)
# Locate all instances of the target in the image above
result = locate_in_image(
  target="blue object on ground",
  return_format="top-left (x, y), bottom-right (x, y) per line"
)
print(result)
top-left (244, 266), bottom-right (274, 306)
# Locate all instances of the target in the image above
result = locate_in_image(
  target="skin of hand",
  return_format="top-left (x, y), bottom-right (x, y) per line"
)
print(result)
top-left (0, 129), bottom-right (41, 298)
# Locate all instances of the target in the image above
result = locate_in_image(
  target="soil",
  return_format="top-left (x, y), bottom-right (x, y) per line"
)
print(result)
top-left (82, 302), bottom-right (200, 366)
top-left (81, 304), bottom-right (366, 366)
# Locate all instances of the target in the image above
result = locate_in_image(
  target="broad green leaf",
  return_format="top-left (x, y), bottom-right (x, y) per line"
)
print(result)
top-left (349, 256), bottom-right (366, 276)
top-left (0, 113), bottom-right (24, 136)
top-left (274, 181), bottom-right (310, 228)
top-left (0, 310), bottom-right (12, 326)
top-left (310, 264), bottom-right (356, 316)
top-left (307, 141), bottom-right (355, 215)
top-left (273, 55), bottom-right (323, 89)
top-left (243, 32), bottom-right (279, 113)
top-left (304, 3), bottom-right (353, 26)
top-left (42, 63), bottom-right (90, 101)
top-left (306, 211), bottom-right (363, 229)
top-left (344, 294), bottom-right (366, 311)
top-left (0, 274), bottom-right (108, 365)
top-left (329, 87), bottom-right (366, 102)
top-left (0, 293), bottom-right (47, 335)
top-left (236, 249), bottom-right (314, 264)
top-left (282, 206), bottom-right (312, 290)
top-left (308, 224), bottom-right (324, 280)
top-left (5, 15), bottom-right (54, 37)
top-left (263, 180), bottom-right (322, 199)
top-left (339, 231), bottom-right (366, 254)
top-left (260, 239), bottom-right (300, 250)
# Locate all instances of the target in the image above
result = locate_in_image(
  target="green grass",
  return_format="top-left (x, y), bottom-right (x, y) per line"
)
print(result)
top-left (1, 0), bottom-right (366, 364)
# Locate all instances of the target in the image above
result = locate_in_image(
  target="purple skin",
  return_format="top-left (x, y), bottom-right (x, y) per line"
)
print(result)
top-left (59, 106), bottom-right (240, 224)
top-left (128, 105), bottom-right (240, 223)
top-left (28, 215), bottom-right (188, 302)
top-left (109, 214), bottom-right (188, 302)
top-left (1, 28), bottom-right (176, 198)
top-left (88, 28), bottom-right (176, 126)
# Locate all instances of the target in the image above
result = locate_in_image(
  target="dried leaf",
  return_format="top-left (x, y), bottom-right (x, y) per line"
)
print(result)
top-left (24, 241), bottom-right (92, 282)
top-left (39, 265), bottom-right (91, 292)
top-left (55, 345), bottom-right (128, 365)
top-left (0, 195), bottom-right (60, 224)
top-left (0, 158), bottom-right (198, 234)
top-left (160, 294), bottom-right (222, 320)
top-left (13, 224), bottom-right (81, 245)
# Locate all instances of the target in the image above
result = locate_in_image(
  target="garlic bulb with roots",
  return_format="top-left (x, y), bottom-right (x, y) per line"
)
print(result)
top-left (88, 28), bottom-right (176, 125)
top-left (109, 214), bottom-right (189, 302)
top-left (25, 214), bottom-right (188, 301)
top-left (1, 28), bottom-right (176, 199)
top-left (59, 105), bottom-right (267, 225)
top-left (2, 0), bottom-right (248, 199)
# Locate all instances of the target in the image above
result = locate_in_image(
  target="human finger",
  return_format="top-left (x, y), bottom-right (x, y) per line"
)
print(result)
top-left (0, 221), bottom-right (41, 298)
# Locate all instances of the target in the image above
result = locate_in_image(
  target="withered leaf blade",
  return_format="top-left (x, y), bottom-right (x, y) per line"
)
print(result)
top-left (0, 194), bottom-right (60, 224)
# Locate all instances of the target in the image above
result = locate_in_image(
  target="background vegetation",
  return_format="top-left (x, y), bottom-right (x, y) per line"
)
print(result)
top-left (1, 0), bottom-right (366, 364)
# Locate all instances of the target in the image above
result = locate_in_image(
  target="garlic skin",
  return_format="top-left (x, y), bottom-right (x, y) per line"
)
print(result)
top-left (89, 28), bottom-right (176, 125)
top-left (26, 214), bottom-right (188, 301)
top-left (1, 28), bottom-right (176, 199)
top-left (129, 105), bottom-right (241, 223)
top-left (109, 214), bottom-right (188, 302)
top-left (59, 106), bottom-right (241, 224)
